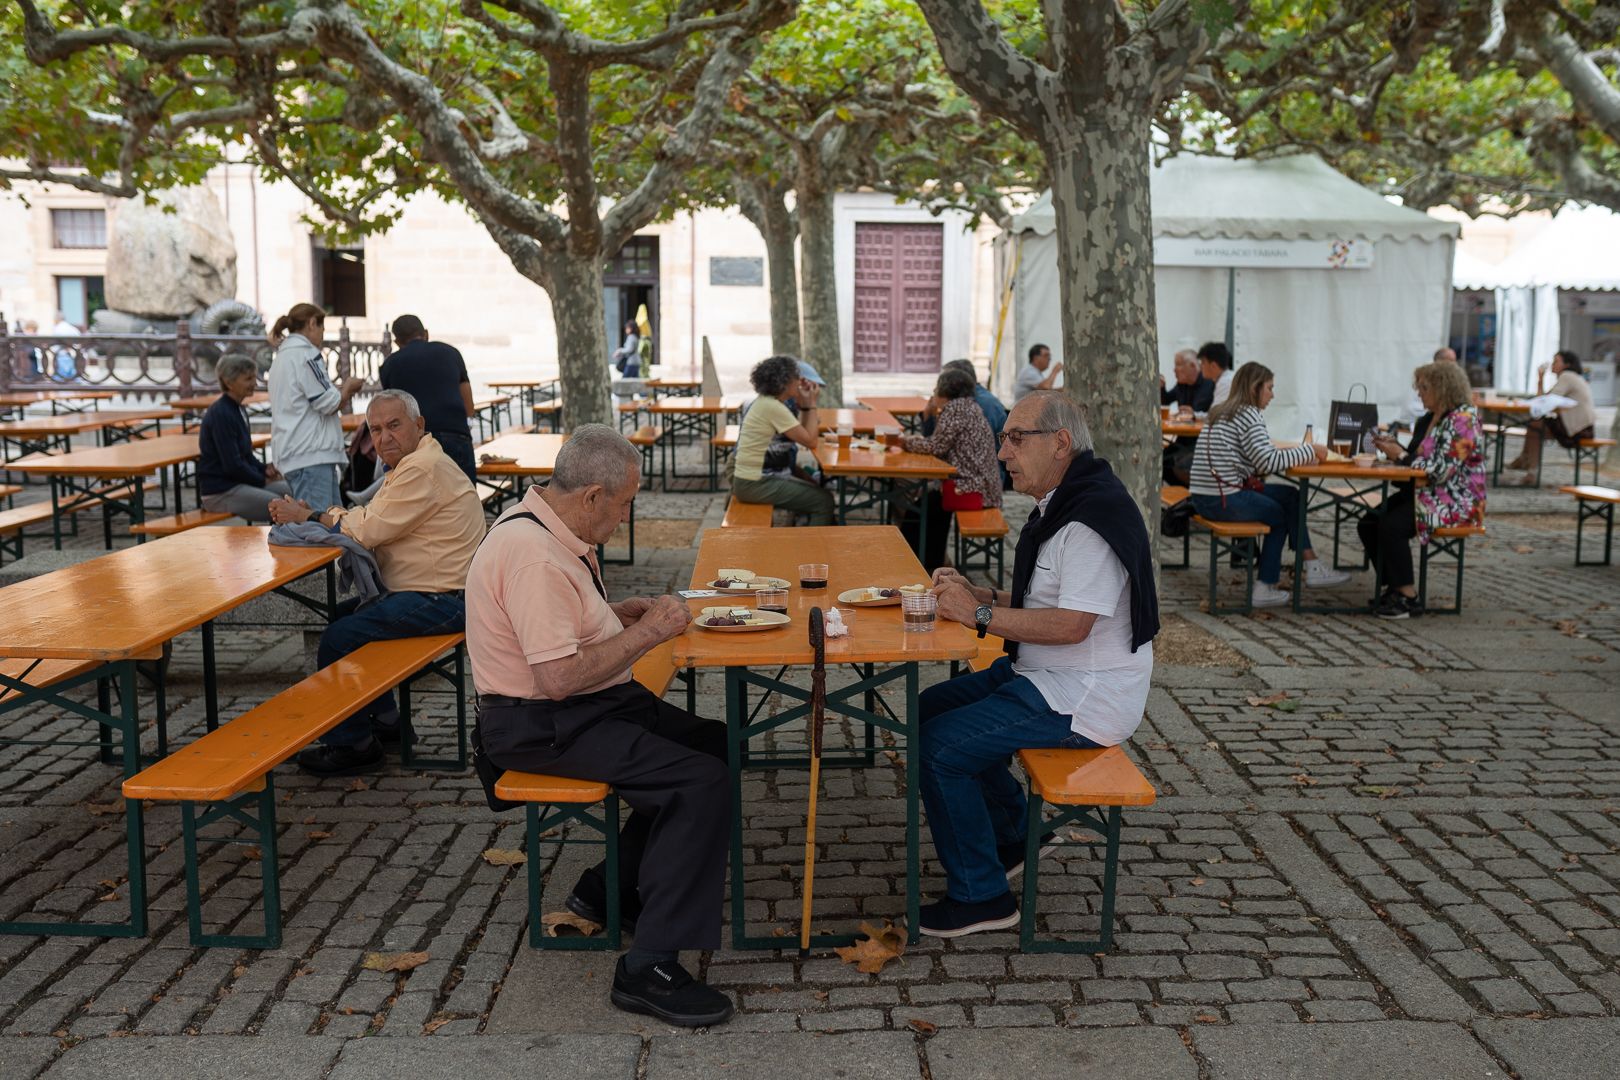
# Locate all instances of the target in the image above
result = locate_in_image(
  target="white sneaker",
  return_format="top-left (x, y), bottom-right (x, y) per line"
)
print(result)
top-left (1303, 560), bottom-right (1352, 588)
top-left (1252, 582), bottom-right (1290, 607)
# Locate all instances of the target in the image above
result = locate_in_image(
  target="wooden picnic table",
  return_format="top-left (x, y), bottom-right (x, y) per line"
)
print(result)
top-left (645, 396), bottom-right (749, 490)
top-left (1161, 418), bottom-right (1204, 439)
top-left (819, 409), bottom-right (902, 435)
top-left (8, 433), bottom-right (270, 548)
top-left (644, 376), bottom-right (703, 402)
top-left (488, 378), bottom-right (559, 414)
top-left (471, 395), bottom-right (512, 442)
top-left (1284, 460), bottom-right (1428, 614)
top-left (167, 391), bottom-right (270, 432)
top-left (813, 443), bottom-right (957, 559)
top-left (0, 388), bottom-right (120, 417)
top-left (475, 432), bottom-right (567, 509)
top-left (0, 409), bottom-right (173, 461)
top-left (0, 526), bottom-right (341, 939)
top-left (856, 396), bottom-right (930, 433)
top-left (673, 524), bottom-right (977, 949)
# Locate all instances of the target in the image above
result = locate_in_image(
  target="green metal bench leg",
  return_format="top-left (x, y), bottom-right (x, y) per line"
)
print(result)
top-left (180, 776), bottom-right (281, 948)
top-left (1018, 793), bottom-right (1123, 953)
top-left (526, 796), bottom-right (621, 950)
top-left (1418, 535), bottom-right (1469, 614)
top-left (399, 644), bottom-right (469, 770)
top-left (1574, 499), bottom-right (1614, 566)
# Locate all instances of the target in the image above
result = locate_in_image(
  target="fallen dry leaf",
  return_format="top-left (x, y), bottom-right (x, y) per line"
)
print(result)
top-left (97, 878), bottom-right (120, 889)
top-left (306, 831), bottom-right (332, 840)
top-left (346, 778), bottom-right (370, 792)
top-left (1246, 692), bottom-right (1289, 708)
top-left (1290, 774), bottom-right (1319, 786)
top-left (361, 951), bottom-right (430, 973)
top-left (907, 1018), bottom-right (939, 1034)
top-left (540, 910), bottom-right (601, 938)
top-left (481, 848), bottom-right (526, 867)
top-left (98, 891), bottom-right (120, 902)
top-left (85, 802), bottom-right (121, 817)
top-left (1195, 1014), bottom-right (1221, 1024)
top-left (422, 1015), bottom-right (454, 1035)
top-left (1190, 877), bottom-right (1207, 886)
top-left (833, 921), bottom-right (906, 974)
top-left (239, 846), bottom-right (262, 860)
top-left (1557, 620), bottom-right (1585, 637)
top-left (1512, 544), bottom-right (1534, 554)
top-left (1577, 655), bottom-right (1605, 664)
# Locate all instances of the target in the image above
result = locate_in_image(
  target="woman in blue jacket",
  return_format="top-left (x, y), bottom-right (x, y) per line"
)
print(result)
top-left (198, 354), bottom-right (291, 522)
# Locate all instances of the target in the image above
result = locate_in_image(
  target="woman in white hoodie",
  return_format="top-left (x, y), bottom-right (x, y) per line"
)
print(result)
top-left (267, 303), bottom-right (363, 512)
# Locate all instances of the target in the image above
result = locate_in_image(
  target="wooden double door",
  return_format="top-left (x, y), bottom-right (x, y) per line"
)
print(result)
top-left (852, 223), bottom-right (943, 373)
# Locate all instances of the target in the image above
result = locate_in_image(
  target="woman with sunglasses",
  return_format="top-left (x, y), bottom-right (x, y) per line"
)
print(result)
top-left (1188, 363), bottom-right (1350, 607)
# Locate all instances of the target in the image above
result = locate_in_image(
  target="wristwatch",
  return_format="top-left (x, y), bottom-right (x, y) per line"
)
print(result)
top-left (974, 603), bottom-right (994, 639)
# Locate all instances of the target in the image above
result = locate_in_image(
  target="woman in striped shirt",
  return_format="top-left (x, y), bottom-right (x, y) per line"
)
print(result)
top-left (1189, 363), bottom-right (1352, 607)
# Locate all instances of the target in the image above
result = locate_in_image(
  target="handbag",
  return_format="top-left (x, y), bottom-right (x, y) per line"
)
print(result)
top-left (1160, 495), bottom-right (1194, 537)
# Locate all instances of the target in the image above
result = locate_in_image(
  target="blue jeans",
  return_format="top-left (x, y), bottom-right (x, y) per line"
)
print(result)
top-left (1191, 483), bottom-right (1311, 585)
top-left (919, 656), bottom-right (1102, 903)
top-left (286, 464), bottom-right (342, 513)
top-left (318, 591), bottom-right (466, 747)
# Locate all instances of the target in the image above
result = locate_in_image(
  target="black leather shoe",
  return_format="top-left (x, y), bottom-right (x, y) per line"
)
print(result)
top-left (565, 891), bottom-right (640, 936)
top-left (372, 718), bottom-right (410, 747)
top-left (295, 738), bottom-right (385, 777)
top-left (916, 892), bottom-right (1020, 939)
top-left (610, 957), bottom-right (734, 1027)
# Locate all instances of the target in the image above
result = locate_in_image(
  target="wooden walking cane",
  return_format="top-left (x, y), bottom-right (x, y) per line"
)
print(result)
top-left (800, 607), bottom-right (827, 958)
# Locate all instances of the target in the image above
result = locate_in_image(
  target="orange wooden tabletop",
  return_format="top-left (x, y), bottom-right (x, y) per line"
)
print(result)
top-left (474, 395), bottom-right (511, 409)
top-left (341, 413), bottom-right (365, 432)
top-left (168, 391), bottom-right (269, 412)
top-left (814, 443), bottom-right (957, 479)
top-left (488, 378), bottom-right (558, 389)
top-left (1287, 462), bottom-right (1428, 482)
top-left (819, 409), bottom-right (902, 434)
top-left (0, 527), bottom-right (341, 660)
top-left (0, 389), bottom-right (120, 406)
top-left (671, 525), bottom-right (977, 668)
top-left (0, 409), bottom-right (172, 437)
top-left (1476, 398), bottom-right (1532, 413)
top-left (476, 432), bottom-right (569, 476)
top-left (1161, 419), bottom-right (1204, 438)
top-left (647, 395), bottom-right (747, 413)
top-left (857, 395), bottom-right (930, 416)
top-left (645, 376), bottom-right (702, 387)
top-left (8, 434), bottom-right (216, 477)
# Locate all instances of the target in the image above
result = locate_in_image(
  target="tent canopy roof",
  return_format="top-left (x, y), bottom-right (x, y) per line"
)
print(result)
top-left (1009, 153), bottom-right (1458, 243)
top-left (1483, 203), bottom-right (1620, 291)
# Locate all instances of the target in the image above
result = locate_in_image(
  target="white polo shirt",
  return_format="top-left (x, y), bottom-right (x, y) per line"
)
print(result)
top-left (1011, 492), bottom-right (1153, 746)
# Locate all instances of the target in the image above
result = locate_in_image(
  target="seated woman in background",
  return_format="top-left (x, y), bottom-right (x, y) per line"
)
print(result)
top-left (1361, 361), bottom-right (1485, 619)
top-left (198, 354), bottom-right (290, 523)
top-left (730, 355), bottom-right (835, 525)
top-left (900, 366), bottom-right (1002, 571)
top-left (1189, 362), bottom-right (1350, 608)
top-left (1507, 350), bottom-right (1595, 482)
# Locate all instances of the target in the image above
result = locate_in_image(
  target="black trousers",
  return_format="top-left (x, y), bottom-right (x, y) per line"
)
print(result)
top-left (435, 430), bottom-right (478, 483)
top-left (1162, 441), bottom-right (1195, 486)
top-left (477, 682), bottom-right (729, 951)
top-left (1356, 485), bottom-right (1416, 590)
top-left (898, 489), bottom-right (950, 573)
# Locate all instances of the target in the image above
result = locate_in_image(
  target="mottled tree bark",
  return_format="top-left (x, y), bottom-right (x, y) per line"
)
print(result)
top-left (735, 177), bottom-right (803, 358)
top-left (544, 253), bottom-right (613, 430)
top-left (797, 181), bottom-right (843, 406)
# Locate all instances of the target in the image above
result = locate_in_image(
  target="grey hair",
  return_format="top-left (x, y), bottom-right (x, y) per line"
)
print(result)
top-left (551, 423), bottom-right (642, 493)
top-left (216, 354), bottom-right (258, 384)
top-left (1028, 390), bottom-right (1092, 455)
top-left (368, 388), bottom-right (421, 421)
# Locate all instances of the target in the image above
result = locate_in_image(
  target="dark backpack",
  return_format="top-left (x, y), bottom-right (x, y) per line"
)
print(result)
top-left (1160, 495), bottom-right (1194, 538)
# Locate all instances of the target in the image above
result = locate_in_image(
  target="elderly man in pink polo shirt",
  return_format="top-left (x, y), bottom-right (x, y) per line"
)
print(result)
top-left (464, 424), bottom-right (731, 1028)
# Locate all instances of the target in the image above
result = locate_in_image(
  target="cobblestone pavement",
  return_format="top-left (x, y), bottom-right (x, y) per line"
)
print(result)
top-left (2, 444), bottom-right (1620, 1078)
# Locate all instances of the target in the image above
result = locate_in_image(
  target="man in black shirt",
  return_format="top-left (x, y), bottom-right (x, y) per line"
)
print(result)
top-left (380, 314), bottom-right (477, 481)
top-left (1159, 349), bottom-right (1214, 484)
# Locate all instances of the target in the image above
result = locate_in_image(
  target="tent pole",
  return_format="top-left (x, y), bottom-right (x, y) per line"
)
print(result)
top-left (1224, 268), bottom-right (1236, 354)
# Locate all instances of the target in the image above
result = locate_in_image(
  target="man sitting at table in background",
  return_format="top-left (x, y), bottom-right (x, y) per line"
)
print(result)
top-left (199, 354), bottom-right (290, 523)
top-left (1199, 342), bottom-right (1235, 410)
top-left (925, 359), bottom-right (1008, 437)
top-left (920, 390), bottom-right (1158, 937)
top-left (380, 314), bottom-right (477, 483)
top-left (1013, 343), bottom-right (1062, 402)
top-left (465, 424), bottom-right (733, 1028)
top-left (1159, 348), bottom-right (1213, 485)
top-left (269, 389), bottom-right (485, 776)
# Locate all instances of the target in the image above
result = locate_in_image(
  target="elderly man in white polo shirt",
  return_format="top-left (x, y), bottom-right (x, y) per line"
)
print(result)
top-left (918, 391), bottom-right (1158, 937)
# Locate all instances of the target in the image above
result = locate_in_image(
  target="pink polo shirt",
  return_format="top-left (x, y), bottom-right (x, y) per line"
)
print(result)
top-left (464, 485), bottom-right (630, 700)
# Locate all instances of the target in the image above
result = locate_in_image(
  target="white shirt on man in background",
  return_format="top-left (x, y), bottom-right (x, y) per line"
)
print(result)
top-left (1208, 368), bottom-right (1235, 410)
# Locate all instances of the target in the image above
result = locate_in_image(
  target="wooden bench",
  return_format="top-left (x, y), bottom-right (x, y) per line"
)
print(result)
top-left (1574, 437), bottom-right (1617, 486)
top-left (121, 633), bottom-right (466, 947)
top-left (627, 425), bottom-right (666, 489)
top-left (1484, 422), bottom-right (1529, 486)
top-left (1560, 485), bottom-right (1619, 566)
top-left (0, 483), bottom-right (137, 561)
top-left (711, 424), bottom-right (740, 480)
top-left (954, 507), bottom-right (1009, 587)
top-left (1417, 522), bottom-right (1486, 614)
top-left (129, 508), bottom-right (234, 539)
top-left (1160, 485), bottom-right (1190, 568)
top-left (723, 496), bottom-right (774, 528)
top-left (1014, 746), bottom-right (1156, 953)
top-left (1192, 516), bottom-right (1271, 615)
top-left (532, 400), bottom-right (564, 433)
top-left (493, 643), bottom-right (687, 950)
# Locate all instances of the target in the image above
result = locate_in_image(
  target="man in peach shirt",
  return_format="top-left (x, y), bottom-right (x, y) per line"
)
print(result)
top-left (464, 425), bottom-right (731, 1028)
top-left (269, 389), bottom-right (485, 776)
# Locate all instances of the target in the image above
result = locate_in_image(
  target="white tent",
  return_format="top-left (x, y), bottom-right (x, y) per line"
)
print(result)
top-left (994, 153), bottom-right (1459, 439)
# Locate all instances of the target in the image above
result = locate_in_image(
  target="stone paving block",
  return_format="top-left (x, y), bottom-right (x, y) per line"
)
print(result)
top-left (0, 1038), bottom-right (60, 1080)
top-left (329, 1034), bottom-right (641, 1080)
top-left (41, 1036), bottom-right (341, 1080)
top-left (928, 1027), bottom-right (1195, 1080)
top-left (1195, 1021), bottom-right (1500, 1078)
top-left (1474, 1018), bottom-right (1620, 1080)
top-left (646, 1032), bottom-right (919, 1080)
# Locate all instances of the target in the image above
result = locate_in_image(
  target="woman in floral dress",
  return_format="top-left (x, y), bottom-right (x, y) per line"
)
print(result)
top-left (899, 366), bottom-right (1002, 571)
top-left (1360, 360), bottom-right (1486, 619)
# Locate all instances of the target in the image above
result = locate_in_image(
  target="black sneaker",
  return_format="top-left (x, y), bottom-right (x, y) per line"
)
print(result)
top-left (1373, 591), bottom-right (1411, 620)
top-left (916, 892), bottom-right (1019, 938)
top-left (295, 737), bottom-right (385, 776)
top-left (999, 831), bottom-right (1060, 879)
top-left (565, 891), bottom-right (640, 936)
top-left (372, 717), bottom-right (410, 746)
top-left (610, 957), bottom-right (734, 1027)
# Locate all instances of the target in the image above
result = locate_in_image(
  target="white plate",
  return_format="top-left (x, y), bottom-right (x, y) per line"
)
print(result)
top-left (837, 587), bottom-right (902, 607)
top-left (693, 608), bottom-right (792, 632)
top-left (707, 575), bottom-right (791, 592)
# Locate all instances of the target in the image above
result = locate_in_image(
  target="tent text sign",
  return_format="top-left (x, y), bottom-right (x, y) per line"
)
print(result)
top-left (1154, 237), bottom-right (1375, 270)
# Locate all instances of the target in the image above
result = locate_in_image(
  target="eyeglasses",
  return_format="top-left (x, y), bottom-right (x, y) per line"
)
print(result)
top-left (997, 428), bottom-right (1058, 448)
